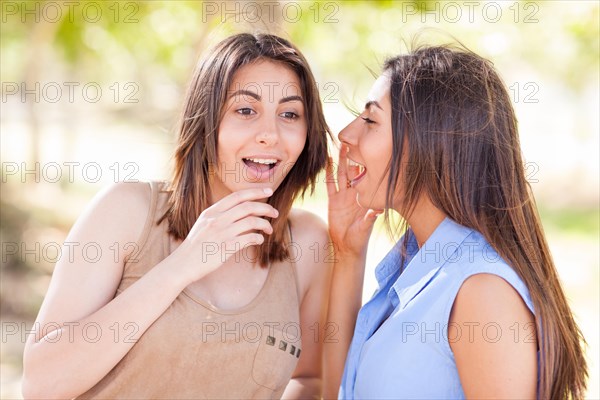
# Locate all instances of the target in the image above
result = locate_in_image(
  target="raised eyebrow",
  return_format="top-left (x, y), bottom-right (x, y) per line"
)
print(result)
top-left (229, 90), bottom-right (261, 101)
top-left (279, 95), bottom-right (303, 104)
top-left (365, 100), bottom-right (383, 110)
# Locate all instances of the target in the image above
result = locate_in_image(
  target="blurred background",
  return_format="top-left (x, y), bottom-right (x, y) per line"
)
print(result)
top-left (1, 1), bottom-right (598, 398)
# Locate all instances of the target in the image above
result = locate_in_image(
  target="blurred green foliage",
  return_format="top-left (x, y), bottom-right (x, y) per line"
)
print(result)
top-left (539, 207), bottom-right (600, 237)
top-left (2, 1), bottom-right (598, 87)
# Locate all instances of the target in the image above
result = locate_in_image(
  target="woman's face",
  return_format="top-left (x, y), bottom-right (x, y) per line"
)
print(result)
top-left (339, 73), bottom-right (394, 210)
top-left (212, 60), bottom-right (307, 201)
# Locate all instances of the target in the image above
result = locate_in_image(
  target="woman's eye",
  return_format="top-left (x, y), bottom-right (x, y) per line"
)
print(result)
top-left (361, 116), bottom-right (376, 124)
top-left (236, 108), bottom-right (255, 116)
top-left (281, 111), bottom-right (299, 120)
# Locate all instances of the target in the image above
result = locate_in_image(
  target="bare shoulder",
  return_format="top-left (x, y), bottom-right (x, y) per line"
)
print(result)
top-left (74, 181), bottom-right (153, 241)
top-left (451, 273), bottom-right (534, 323)
top-left (27, 181), bottom-right (158, 335)
top-left (288, 208), bottom-right (329, 246)
top-left (94, 180), bottom-right (152, 215)
top-left (62, 181), bottom-right (156, 271)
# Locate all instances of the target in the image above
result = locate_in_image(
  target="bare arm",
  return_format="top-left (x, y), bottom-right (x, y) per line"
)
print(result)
top-left (322, 253), bottom-right (367, 399)
top-left (22, 184), bottom-right (277, 399)
top-left (450, 273), bottom-right (538, 399)
top-left (282, 210), bottom-right (332, 400)
top-left (22, 182), bottom-right (178, 399)
top-left (322, 151), bottom-right (380, 399)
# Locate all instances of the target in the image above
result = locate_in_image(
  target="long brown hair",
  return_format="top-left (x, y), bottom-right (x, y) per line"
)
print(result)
top-left (159, 33), bottom-right (330, 267)
top-left (382, 45), bottom-right (587, 399)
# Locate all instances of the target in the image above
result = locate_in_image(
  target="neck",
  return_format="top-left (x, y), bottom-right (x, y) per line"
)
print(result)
top-left (401, 196), bottom-right (447, 248)
top-left (208, 176), bottom-right (231, 206)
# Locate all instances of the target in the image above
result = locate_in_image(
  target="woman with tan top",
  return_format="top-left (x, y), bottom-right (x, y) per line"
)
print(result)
top-left (22, 33), bottom-right (332, 399)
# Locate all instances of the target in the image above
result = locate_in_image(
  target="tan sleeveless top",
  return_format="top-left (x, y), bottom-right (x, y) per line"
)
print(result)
top-left (79, 181), bottom-right (302, 399)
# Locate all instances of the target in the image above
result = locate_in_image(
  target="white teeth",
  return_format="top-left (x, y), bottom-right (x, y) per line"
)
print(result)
top-left (348, 158), bottom-right (366, 172)
top-left (347, 158), bottom-right (366, 176)
top-left (246, 158), bottom-right (277, 165)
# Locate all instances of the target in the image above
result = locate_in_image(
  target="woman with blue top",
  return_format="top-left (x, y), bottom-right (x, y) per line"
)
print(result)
top-left (323, 45), bottom-right (587, 399)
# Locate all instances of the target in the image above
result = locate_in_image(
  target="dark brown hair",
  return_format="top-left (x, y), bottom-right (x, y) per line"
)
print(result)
top-left (382, 45), bottom-right (587, 399)
top-left (159, 33), bottom-right (330, 267)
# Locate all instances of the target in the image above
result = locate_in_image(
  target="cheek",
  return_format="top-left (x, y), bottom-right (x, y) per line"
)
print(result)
top-left (216, 122), bottom-right (243, 160)
top-left (366, 139), bottom-right (391, 174)
top-left (285, 125), bottom-right (308, 161)
top-left (217, 118), bottom-right (236, 142)
top-left (362, 137), bottom-right (393, 204)
top-left (293, 135), bottom-right (308, 160)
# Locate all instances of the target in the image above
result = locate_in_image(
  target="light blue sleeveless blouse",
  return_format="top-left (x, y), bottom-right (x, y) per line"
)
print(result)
top-left (339, 217), bottom-right (536, 399)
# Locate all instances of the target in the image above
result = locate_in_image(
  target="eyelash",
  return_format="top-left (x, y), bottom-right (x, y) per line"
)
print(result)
top-left (361, 116), bottom-right (376, 124)
top-left (235, 108), bottom-right (300, 120)
top-left (236, 108), bottom-right (255, 116)
top-left (281, 111), bottom-right (299, 120)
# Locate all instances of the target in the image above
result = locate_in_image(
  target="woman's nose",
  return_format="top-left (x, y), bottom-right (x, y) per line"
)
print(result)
top-left (338, 117), bottom-right (359, 146)
top-left (256, 119), bottom-right (279, 146)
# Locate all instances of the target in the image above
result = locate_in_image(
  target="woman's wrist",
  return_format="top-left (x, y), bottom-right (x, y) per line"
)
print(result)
top-left (153, 249), bottom-right (197, 291)
top-left (333, 249), bottom-right (367, 275)
top-left (332, 241), bottom-right (368, 263)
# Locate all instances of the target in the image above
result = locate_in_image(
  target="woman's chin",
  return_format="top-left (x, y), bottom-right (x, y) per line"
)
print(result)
top-left (355, 192), bottom-right (385, 211)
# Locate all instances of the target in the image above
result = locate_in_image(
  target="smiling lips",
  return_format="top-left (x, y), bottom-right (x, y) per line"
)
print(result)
top-left (348, 158), bottom-right (367, 187)
top-left (242, 157), bottom-right (281, 180)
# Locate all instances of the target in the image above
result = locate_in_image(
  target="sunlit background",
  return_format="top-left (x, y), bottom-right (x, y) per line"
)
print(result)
top-left (1, 1), bottom-right (598, 398)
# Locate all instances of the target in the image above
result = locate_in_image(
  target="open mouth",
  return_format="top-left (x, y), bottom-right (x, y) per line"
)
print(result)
top-left (348, 158), bottom-right (367, 186)
top-left (242, 157), bottom-right (280, 176)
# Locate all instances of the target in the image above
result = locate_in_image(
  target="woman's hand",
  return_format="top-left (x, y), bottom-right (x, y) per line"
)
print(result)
top-left (173, 187), bottom-right (279, 283)
top-left (326, 146), bottom-right (379, 259)
top-left (323, 146), bottom-right (379, 399)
